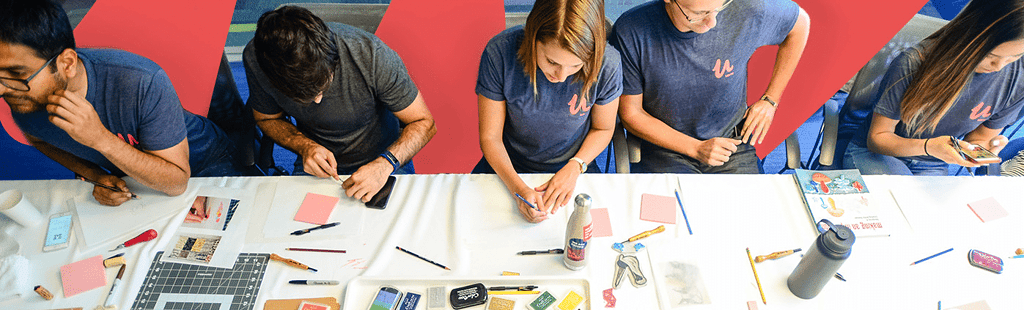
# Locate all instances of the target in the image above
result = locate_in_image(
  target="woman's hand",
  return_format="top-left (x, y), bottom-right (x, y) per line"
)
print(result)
top-left (926, 136), bottom-right (981, 167)
top-left (534, 163), bottom-right (582, 215)
top-left (514, 186), bottom-right (547, 223)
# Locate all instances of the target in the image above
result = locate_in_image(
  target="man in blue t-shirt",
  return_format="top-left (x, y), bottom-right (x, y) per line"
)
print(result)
top-left (0, 1), bottom-right (243, 206)
top-left (612, 0), bottom-right (810, 173)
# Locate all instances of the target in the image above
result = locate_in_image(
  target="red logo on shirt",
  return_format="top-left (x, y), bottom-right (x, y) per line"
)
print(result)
top-left (568, 94), bottom-right (590, 116)
top-left (970, 102), bottom-right (992, 121)
top-left (713, 59), bottom-right (735, 78)
top-left (116, 133), bottom-right (139, 146)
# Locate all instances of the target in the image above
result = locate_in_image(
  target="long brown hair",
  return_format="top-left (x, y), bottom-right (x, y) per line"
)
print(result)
top-left (898, 0), bottom-right (1024, 137)
top-left (517, 0), bottom-right (606, 98)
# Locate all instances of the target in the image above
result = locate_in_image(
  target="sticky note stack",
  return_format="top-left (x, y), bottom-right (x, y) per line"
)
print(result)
top-left (60, 255), bottom-right (106, 297)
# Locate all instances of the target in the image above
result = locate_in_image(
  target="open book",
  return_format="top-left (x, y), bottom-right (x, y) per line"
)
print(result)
top-left (793, 169), bottom-right (889, 237)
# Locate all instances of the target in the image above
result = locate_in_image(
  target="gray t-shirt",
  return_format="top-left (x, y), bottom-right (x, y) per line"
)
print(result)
top-left (243, 23), bottom-right (419, 173)
top-left (475, 27), bottom-right (623, 172)
top-left (850, 44), bottom-right (1024, 162)
top-left (611, 0), bottom-right (799, 159)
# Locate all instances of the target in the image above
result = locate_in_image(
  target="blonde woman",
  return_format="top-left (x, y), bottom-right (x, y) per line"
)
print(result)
top-left (844, 0), bottom-right (1024, 175)
top-left (474, 0), bottom-right (622, 222)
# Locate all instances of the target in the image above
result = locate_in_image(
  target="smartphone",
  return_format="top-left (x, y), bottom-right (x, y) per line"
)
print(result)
top-left (365, 176), bottom-right (396, 210)
top-left (368, 286), bottom-right (403, 310)
top-left (968, 249), bottom-right (1003, 274)
top-left (43, 212), bottom-right (73, 252)
top-left (958, 144), bottom-right (1001, 164)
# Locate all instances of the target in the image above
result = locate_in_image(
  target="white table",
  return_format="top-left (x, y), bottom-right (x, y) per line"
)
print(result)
top-left (1, 174), bottom-right (1021, 310)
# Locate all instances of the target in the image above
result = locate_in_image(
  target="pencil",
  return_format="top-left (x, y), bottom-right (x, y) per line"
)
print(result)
top-left (488, 291), bottom-right (540, 295)
top-left (674, 190), bottom-right (693, 235)
top-left (396, 246), bottom-right (450, 270)
top-left (286, 247), bottom-right (346, 254)
top-left (910, 248), bottom-right (954, 265)
top-left (78, 177), bottom-right (138, 199)
top-left (514, 193), bottom-right (539, 210)
top-left (746, 248), bottom-right (766, 304)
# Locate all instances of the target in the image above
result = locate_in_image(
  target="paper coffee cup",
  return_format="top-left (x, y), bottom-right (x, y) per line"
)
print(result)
top-left (0, 189), bottom-right (44, 227)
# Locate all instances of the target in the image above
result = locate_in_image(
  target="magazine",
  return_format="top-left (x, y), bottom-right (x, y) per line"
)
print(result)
top-left (793, 169), bottom-right (889, 237)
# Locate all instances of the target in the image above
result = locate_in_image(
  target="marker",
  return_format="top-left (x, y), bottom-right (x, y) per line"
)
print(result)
top-left (516, 249), bottom-right (563, 255)
top-left (270, 253), bottom-right (318, 273)
top-left (103, 265), bottom-right (126, 307)
top-left (291, 222), bottom-right (340, 235)
top-left (514, 193), bottom-right (539, 210)
top-left (288, 280), bottom-right (339, 285)
top-left (910, 248), bottom-right (954, 266)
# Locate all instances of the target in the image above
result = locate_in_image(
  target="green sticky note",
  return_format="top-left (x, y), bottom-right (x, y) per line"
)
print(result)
top-left (529, 291), bottom-right (557, 310)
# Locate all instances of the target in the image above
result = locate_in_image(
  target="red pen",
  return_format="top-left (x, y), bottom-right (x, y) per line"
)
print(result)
top-left (110, 229), bottom-right (158, 252)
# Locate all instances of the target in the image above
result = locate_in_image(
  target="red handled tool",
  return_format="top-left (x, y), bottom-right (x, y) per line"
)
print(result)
top-left (109, 229), bottom-right (158, 252)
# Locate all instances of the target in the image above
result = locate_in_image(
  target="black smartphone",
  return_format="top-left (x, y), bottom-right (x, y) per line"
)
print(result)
top-left (365, 175), bottom-right (396, 209)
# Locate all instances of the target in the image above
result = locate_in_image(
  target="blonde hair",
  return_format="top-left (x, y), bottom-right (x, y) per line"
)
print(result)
top-left (517, 0), bottom-right (606, 98)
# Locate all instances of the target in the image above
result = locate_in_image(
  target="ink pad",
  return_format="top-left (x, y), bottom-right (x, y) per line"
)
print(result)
top-left (449, 283), bottom-right (488, 309)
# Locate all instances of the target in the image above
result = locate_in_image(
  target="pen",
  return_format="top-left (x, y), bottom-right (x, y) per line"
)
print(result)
top-left (950, 136), bottom-right (966, 159)
top-left (488, 285), bottom-right (538, 291)
top-left (489, 291), bottom-right (540, 295)
top-left (78, 177), bottom-right (138, 199)
top-left (517, 249), bottom-right (563, 255)
top-left (270, 253), bottom-right (318, 272)
top-left (396, 246), bottom-right (450, 270)
top-left (746, 248), bottom-right (766, 305)
top-left (291, 222), bottom-right (341, 235)
top-left (833, 273), bottom-right (846, 282)
top-left (103, 264), bottom-right (126, 307)
top-left (514, 193), bottom-right (539, 210)
top-left (288, 280), bottom-right (339, 285)
top-left (910, 247), bottom-right (954, 265)
top-left (286, 247), bottom-right (346, 254)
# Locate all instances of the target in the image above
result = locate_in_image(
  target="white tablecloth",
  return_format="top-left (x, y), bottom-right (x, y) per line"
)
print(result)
top-left (1, 174), bottom-right (1021, 310)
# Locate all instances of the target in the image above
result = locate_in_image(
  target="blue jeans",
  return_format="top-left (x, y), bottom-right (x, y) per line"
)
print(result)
top-left (843, 142), bottom-right (948, 176)
top-left (193, 143), bottom-right (250, 177)
top-left (632, 142), bottom-right (762, 174)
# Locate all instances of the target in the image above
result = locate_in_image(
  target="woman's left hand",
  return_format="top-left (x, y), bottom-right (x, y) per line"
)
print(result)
top-left (986, 135), bottom-right (1009, 155)
top-left (534, 163), bottom-right (582, 214)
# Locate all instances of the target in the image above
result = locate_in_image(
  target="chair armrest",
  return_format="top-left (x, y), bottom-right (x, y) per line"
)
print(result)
top-left (785, 133), bottom-right (802, 170)
top-left (818, 98), bottom-right (841, 166)
top-left (612, 121), bottom-right (631, 173)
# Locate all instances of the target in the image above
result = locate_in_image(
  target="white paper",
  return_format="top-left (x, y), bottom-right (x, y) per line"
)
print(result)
top-left (69, 183), bottom-right (183, 248)
top-left (262, 177), bottom-right (364, 239)
top-left (161, 186), bottom-right (252, 269)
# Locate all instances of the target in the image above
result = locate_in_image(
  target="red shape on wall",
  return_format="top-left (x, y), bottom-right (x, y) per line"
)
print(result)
top-left (374, 0), bottom-right (505, 173)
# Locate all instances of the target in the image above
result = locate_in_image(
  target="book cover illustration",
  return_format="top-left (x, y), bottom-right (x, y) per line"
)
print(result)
top-left (793, 169), bottom-right (889, 237)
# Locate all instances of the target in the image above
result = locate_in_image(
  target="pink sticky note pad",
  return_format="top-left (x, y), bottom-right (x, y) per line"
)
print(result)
top-left (60, 255), bottom-right (106, 297)
top-left (299, 301), bottom-right (332, 310)
top-left (295, 193), bottom-right (341, 225)
top-left (640, 194), bottom-right (677, 224)
top-left (590, 208), bottom-right (613, 238)
top-left (968, 197), bottom-right (1008, 223)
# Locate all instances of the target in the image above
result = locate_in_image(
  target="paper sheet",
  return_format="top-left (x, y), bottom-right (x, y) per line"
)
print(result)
top-left (294, 193), bottom-right (340, 224)
top-left (60, 255), bottom-right (105, 297)
top-left (967, 197), bottom-right (1008, 223)
top-left (69, 183), bottom-right (183, 247)
top-left (263, 178), bottom-right (364, 239)
top-left (590, 208), bottom-right (613, 238)
top-left (640, 194), bottom-right (677, 224)
top-left (161, 187), bottom-right (252, 269)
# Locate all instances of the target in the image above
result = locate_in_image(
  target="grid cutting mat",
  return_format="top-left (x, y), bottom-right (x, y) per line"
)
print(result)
top-left (131, 252), bottom-right (269, 310)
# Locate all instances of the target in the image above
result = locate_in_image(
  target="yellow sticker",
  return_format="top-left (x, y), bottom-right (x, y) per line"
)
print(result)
top-left (501, 271), bottom-right (520, 276)
top-left (487, 297), bottom-right (515, 310)
top-left (557, 291), bottom-right (583, 310)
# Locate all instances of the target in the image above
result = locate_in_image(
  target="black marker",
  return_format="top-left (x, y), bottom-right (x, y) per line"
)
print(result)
top-left (517, 248), bottom-right (564, 255)
top-left (291, 222), bottom-right (340, 236)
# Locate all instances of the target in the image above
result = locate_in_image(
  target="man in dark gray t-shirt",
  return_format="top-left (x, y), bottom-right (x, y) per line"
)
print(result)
top-left (244, 6), bottom-right (436, 201)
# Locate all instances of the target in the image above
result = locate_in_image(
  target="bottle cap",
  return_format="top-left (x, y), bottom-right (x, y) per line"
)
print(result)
top-left (575, 194), bottom-right (592, 208)
top-left (818, 219), bottom-right (855, 254)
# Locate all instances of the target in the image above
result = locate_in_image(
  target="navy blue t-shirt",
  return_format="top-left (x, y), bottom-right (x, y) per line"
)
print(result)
top-left (476, 26), bottom-right (623, 172)
top-left (13, 49), bottom-right (230, 176)
top-left (850, 44), bottom-right (1024, 161)
top-left (611, 0), bottom-right (798, 157)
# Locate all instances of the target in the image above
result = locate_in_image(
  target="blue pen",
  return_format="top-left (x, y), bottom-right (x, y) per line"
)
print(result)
top-left (674, 190), bottom-right (693, 235)
top-left (514, 193), bottom-right (539, 210)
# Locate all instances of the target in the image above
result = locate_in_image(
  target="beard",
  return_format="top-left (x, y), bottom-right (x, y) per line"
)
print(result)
top-left (3, 71), bottom-right (66, 114)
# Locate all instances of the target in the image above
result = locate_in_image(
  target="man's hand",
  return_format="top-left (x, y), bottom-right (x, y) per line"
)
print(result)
top-left (927, 136), bottom-right (980, 167)
top-left (740, 99), bottom-right (777, 145)
top-left (300, 144), bottom-right (340, 179)
top-left (46, 90), bottom-right (117, 150)
top-left (514, 187), bottom-right (547, 223)
top-left (342, 159), bottom-right (393, 202)
top-left (92, 174), bottom-right (132, 206)
top-left (691, 138), bottom-right (741, 166)
top-left (534, 162), bottom-right (581, 214)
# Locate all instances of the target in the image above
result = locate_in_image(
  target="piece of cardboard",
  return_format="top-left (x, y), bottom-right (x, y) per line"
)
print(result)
top-left (59, 255), bottom-right (106, 297)
top-left (640, 194), bottom-right (677, 224)
top-left (294, 193), bottom-right (340, 225)
top-left (590, 208), bottom-right (613, 237)
top-left (264, 297), bottom-right (340, 310)
top-left (967, 197), bottom-right (1008, 223)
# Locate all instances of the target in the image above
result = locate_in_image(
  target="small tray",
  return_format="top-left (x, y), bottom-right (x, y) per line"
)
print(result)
top-left (343, 276), bottom-right (590, 310)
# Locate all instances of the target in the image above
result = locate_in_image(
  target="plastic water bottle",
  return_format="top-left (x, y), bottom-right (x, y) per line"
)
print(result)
top-left (787, 219), bottom-right (856, 299)
top-left (563, 194), bottom-right (593, 270)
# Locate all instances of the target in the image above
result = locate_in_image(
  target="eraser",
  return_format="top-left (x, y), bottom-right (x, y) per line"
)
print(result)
top-left (450, 283), bottom-right (487, 309)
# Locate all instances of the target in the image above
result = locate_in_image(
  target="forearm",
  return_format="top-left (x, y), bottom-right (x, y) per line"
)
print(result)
top-left (620, 107), bottom-right (701, 158)
top-left (29, 136), bottom-right (109, 180)
top-left (256, 118), bottom-right (322, 156)
top-left (866, 132), bottom-right (929, 157)
top-left (764, 8), bottom-right (810, 101)
top-left (480, 137), bottom-right (529, 193)
top-left (571, 127), bottom-right (614, 164)
top-left (94, 137), bottom-right (189, 195)
top-left (386, 118), bottom-right (437, 164)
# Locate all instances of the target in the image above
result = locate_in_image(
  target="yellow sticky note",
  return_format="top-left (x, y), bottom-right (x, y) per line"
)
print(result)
top-left (557, 291), bottom-right (583, 310)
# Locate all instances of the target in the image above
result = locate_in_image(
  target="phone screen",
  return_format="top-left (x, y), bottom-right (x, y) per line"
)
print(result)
top-left (960, 145), bottom-right (1001, 163)
top-left (366, 176), bottom-right (396, 209)
top-left (369, 287), bottom-right (402, 310)
top-left (45, 214), bottom-right (72, 247)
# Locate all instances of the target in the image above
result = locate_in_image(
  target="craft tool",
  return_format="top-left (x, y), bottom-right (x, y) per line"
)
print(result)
top-left (290, 222), bottom-right (340, 235)
top-left (103, 253), bottom-right (126, 267)
top-left (288, 280), bottom-right (339, 285)
top-left (675, 178), bottom-right (693, 235)
top-left (270, 253), bottom-right (318, 272)
top-left (78, 177), bottom-right (138, 199)
top-left (514, 193), bottom-right (539, 210)
top-left (109, 229), bottom-right (158, 252)
top-left (396, 246), bottom-right (450, 270)
top-left (34, 285), bottom-right (53, 300)
top-left (612, 225), bottom-right (665, 251)
top-left (910, 247), bottom-right (954, 265)
top-left (746, 248), bottom-right (766, 304)
top-left (833, 273), bottom-right (846, 282)
top-left (755, 248), bottom-right (802, 263)
top-left (517, 249), bottom-right (563, 255)
top-left (488, 285), bottom-right (538, 291)
top-left (1011, 254), bottom-right (1024, 259)
top-left (285, 247), bottom-right (346, 254)
top-left (103, 264), bottom-right (126, 307)
top-left (488, 291), bottom-right (540, 295)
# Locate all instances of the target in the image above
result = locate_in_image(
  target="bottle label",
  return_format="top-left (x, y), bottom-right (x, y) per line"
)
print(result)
top-left (567, 238), bottom-right (588, 261)
top-left (582, 223), bottom-right (592, 242)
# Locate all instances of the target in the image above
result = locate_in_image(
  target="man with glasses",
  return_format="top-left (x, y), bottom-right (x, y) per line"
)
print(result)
top-left (612, 0), bottom-right (810, 173)
top-left (0, 1), bottom-right (245, 206)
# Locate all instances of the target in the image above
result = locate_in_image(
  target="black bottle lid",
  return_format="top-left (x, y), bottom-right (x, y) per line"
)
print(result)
top-left (818, 219), bottom-right (856, 255)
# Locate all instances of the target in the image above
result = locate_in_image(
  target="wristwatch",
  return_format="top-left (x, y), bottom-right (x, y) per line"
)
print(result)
top-left (570, 157), bottom-right (587, 173)
top-left (760, 94), bottom-right (778, 107)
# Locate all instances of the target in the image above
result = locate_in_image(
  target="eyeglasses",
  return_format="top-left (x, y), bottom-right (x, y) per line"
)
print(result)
top-left (0, 54), bottom-right (58, 92)
top-left (673, 0), bottom-right (732, 23)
